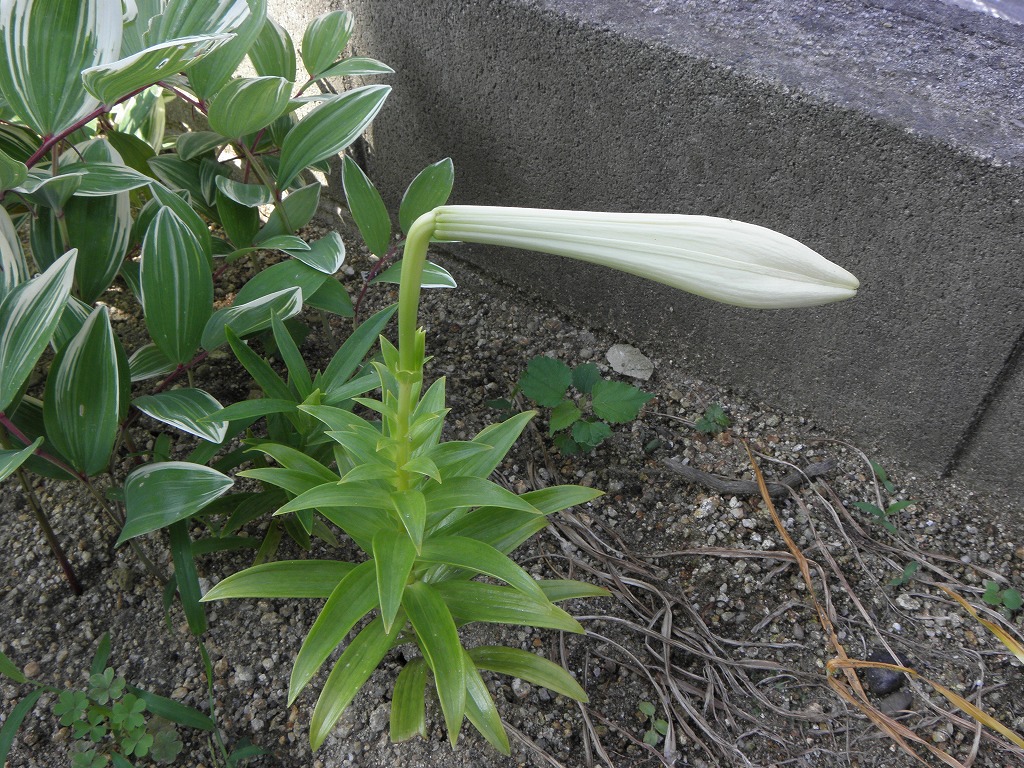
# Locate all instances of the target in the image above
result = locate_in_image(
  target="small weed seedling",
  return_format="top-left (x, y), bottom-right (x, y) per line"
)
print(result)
top-left (982, 580), bottom-right (1023, 618)
top-left (852, 500), bottom-right (916, 535)
top-left (694, 403), bottom-right (730, 435)
top-left (513, 356), bottom-right (652, 454)
top-left (637, 700), bottom-right (669, 746)
top-left (889, 560), bottom-right (920, 587)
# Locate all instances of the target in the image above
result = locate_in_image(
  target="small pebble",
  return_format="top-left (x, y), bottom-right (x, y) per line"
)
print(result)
top-left (861, 649), bottom-right (913, 695)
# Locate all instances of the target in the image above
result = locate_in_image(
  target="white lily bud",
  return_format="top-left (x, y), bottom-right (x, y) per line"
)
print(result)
top-left (431, 206), bottom-right (858, 309)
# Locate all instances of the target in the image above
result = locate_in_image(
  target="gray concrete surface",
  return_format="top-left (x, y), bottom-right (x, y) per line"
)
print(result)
top-left (269, 0), bottom-right (1024, 500)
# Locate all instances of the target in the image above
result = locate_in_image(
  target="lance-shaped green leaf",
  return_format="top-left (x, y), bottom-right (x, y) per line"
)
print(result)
top-left (0, 0), bottom-right (121, 136)
top-left (249, 16), bottom-right (295, 81)
top-left (169, 519), bottom-right (206, 634)
top-left (433, 582), bottom-right (583, 633)
top-left (389, 658), bottom-right (427, 743)
top-left (0, 206), bottom-right (28, 300)
top-left (51, 296), bottom-right (91, 353)
top-left (418, 536), bottom-right (547, 602)
top-left (342, 154), bottom-right (389, 258)
top-left (127, 343), bottom-right (176, 382)
top-left (318, 303), bottom-right (396, 397)
top-left (133, 388), bottom-right (228, 443)
top-left (403, 582), bottom-right (465, 746)
top-left (469, 646), bottom-right (588, 702)
top-left (0, 689), bottom-right (43, 765)
top-left (186, 0), bottom-right (267, 100)
top-left (373, 529), bottom-right (417, 633)
top-left (125, 686), bottom-right (215, 732)
top-left (301, 10), bottom-right (353, 79)
top-left (83, 34), bottom-right (233, 107)
top-left (0, 648), bottom-right (27, 683)
top-left (431, 206), bottom-right (860, 308)
top-left (141, 207), bottom-right (213, 364)
top-left (285, 231), bottom-right (345, 274)
top-left (214, 175), bottom-right (274, 207)
top-left (317, 57), bottom-right (393, 80)
top-left (119, 461), bottom-right (233, 543)
top-left (0, 249), bottom-right (76, 412)
top-left (277, 85), bottom-right (389, 189)
top-left (200, 286), bottom-right (301, 350)
top-left (207, 76), bottom-right (292, 138)
top-left (290, 559), bottom-right (377, 704)
top-left (43, 306), bottom-right (123, 476)
top-left (309, 615), bottom-right (402, 750)
top-left (390, 490), bottom-right (426, 550)
top-left (0, 436), bottom-right (42, 483)
top-left (463, 652), bottom-right (510, 754)
top-left (399, 158), bottom-right (454, 235)
top-left (202, 560), bottom-right (355, 601)
top-left (0, 147), bottom-right (26, 191)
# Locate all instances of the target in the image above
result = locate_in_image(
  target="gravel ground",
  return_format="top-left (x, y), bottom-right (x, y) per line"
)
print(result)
top-left (2, 227), bottom-right (1023, 768)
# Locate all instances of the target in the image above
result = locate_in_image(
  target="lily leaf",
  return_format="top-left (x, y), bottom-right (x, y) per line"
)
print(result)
top-left (202, 560), bottom-right (356, 601)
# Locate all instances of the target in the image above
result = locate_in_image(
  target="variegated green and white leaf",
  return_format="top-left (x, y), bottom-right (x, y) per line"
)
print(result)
top-left (133, 388), bottom-right (228, 443)
top-left (82, 34), bottom-right (233, 107)
top-left (141, 207), bottom-right (213, 364)
top-left (0, 206), bottom-right (27, 300)
top-left (0, 147), bottom-right (27, 191)
top-left (301, 10), bottom-right (353, 79)
top-left (372, 260), bottom-right (457, 289)
top-left (200, 286), bottom-right (301, 350)
top-left (285, 231), bottom-right (345, 274)
top-left (249, 15), bottom-right (295, 81)
top-left (0, 0), bottom-right (121, 135)
top-left (207, 76), bottom-right (292, 138)
top-left (16, 171), bottom-right (84, 210)
top-left (56, 161), bottom-right (152, 196)
top-left (214, 175), bottom-right (274, 207)
top-left (276, 85), bottom-right (389, 189)
top-left (176, 131), bottom-right (225, 161)
top-left (127, 343), bottom-right (176, 382)
top-left (230, 260), bottom-right (326, 308)
top-left (0, 250), bottom-right (76, 412)
top-left (43, 306), bottom-right (122, 476)
top-left (120, 0), bottom-right (163, 57)
top-left (148, 0), bottom-right (251, 43)
top-left (119, 461), bottom-right (233, 543)
top-left (186, 0), bottom-right (267, 100)
top-left (51, 295), bottom-right (92, 352)
top-left (254, 182), bottom-right (320, 242)
top-left (0, 436), bottom-right (42, 484)
top-left (317, 57), bottom-right (393, 80)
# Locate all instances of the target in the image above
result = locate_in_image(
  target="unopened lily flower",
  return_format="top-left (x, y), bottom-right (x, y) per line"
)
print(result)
top-left (397, 205), bottom-right (858, 370)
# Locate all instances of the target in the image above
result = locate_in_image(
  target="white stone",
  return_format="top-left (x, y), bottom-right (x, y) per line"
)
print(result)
top-left (606, 344), bottom-right (655, 380)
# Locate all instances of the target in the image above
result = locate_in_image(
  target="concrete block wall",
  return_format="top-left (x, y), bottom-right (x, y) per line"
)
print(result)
top-left (269, 0), bottom-right (1024, 500)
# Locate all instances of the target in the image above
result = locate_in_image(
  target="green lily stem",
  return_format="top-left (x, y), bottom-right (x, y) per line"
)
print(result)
top-left (391, 212), bottom-right (436, 489)
top-left (15, 467), bottom-right (83, 595)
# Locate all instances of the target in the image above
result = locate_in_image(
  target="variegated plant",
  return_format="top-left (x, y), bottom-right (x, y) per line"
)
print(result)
top-left (0, 1), bottom-right (417, 624)
top-left (203, 173), bottom-right (858, 751)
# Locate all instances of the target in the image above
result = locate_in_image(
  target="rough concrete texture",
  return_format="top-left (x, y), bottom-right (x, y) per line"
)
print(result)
top-left (269, 0), bottom-right (1024, 499)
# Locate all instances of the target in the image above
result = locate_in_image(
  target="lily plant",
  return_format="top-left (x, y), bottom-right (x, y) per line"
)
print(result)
top-left (203, 196), bottom-right (858, 753)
